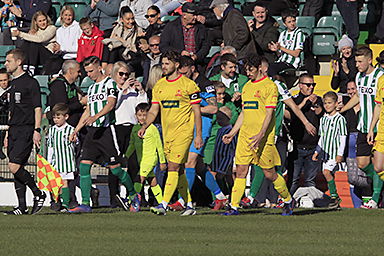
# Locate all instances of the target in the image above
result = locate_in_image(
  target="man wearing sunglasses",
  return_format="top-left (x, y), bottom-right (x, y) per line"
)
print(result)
top-left (142, 35), bottom-right (162, 86)
top-left (286, 73), bottom-right (324, 195)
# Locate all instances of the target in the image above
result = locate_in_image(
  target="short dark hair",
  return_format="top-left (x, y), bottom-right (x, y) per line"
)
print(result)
top-left (52, 103), bottom-right (70, 116)
top-left (281, 9), bottom-right (298, 22)
top-left (299, 73), bottom-right (314, 82)
top-left (0, 68), bottom-right (9, 77)
top-left (244, 54), bottom-right (262, 69)
top-left (356, 46), bottom-right (373, 59)
top-left (148, 5), bottom-right (160, 14)
top-left (178, 56), bottom-right (195, 68)
top-left (220, 53), bottom-right (237, 67)
top-left (6, 48), bottom-right (25, 65)
top-left (79, 17), bottom-right (92, 26)
top-left (254, 1), bottom-right (268, 10)
top-left (161, 50), bottom-right (181, 64)
top-left (135, 102), bottom-right (150, 113)
top-left (120, 6), bottom-right (133, 17)
top-left (323, 91), bottom-right (338, 102)
top-left (83, 56), bottom-right (101, 68)
top-left (212, 81), bottom-right (225, 89)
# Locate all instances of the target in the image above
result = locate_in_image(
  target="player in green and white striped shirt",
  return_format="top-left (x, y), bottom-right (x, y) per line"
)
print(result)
top-left (313, 92), bottom-right (347, 208)
top-left (340, 47), bottom-right (384, 209)
top-left (69, 56), bottom-right (139, 213)
top-left (267, 9), bottom-right (305, 77)
top-left (47, 103), bottom-right (75, 210)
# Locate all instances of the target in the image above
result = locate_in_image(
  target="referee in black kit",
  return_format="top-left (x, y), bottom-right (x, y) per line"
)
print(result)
top-left (3, 48), bottom-right (46, 215)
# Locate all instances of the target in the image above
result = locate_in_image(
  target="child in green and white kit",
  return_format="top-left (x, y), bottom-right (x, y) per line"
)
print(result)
top-left (125, 103), bottom-right (166, 205)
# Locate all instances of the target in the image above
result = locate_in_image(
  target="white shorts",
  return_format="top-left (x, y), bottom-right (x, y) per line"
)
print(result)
top-left (322, 159), bottom-right (338, 172)
top-left (60, 172), bottom-right (74, 180)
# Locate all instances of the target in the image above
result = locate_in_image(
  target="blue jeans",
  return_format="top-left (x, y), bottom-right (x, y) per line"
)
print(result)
top-left (290, 148), bottom-right (321, 195)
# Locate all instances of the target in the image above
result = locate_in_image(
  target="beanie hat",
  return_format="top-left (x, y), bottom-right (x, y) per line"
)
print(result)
top-left (338, 35), bottom-right (353, 51)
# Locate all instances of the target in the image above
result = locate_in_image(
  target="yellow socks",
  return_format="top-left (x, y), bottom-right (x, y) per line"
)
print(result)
top-left (273, 174), bottom-right (292, 202)
top-left (378, 171), bottom-right (384, 181)
top-left (178, 173), bottom-right (192, 204)
top-left (162, 171), bottom-right (178, 205)
top-left (231, 178), bottom-right (246, 208)
top-left (151, 185), bottom-right (163, 204)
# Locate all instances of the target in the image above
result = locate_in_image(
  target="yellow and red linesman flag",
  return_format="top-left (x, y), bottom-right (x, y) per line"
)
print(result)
top-left (36, 154), bottom-right (64, 202)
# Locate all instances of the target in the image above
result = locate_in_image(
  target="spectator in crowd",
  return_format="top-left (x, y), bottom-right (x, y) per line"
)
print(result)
top-left (144, 5), bottom-right (166, 39)
top-left (11, 11), bottom-right (61, 75)
top-left (4, 48), bottom-right (46, 215)
top-left (9, 0), bottom-right (51, 30)
top-left (108, 61), bottom-right (147, 208)
top-left (54, 6), bottom-right (82, 61)
top-left (76, 17), bottom-right (104, 64)
top-left (247, 2), bottom-right (279, 64)
top-left (341, 46), bottom-right (384, 209)
top-left (197, 0), bottom-right (225, 46)
top-left (302, 0), bottom-right (324, 23)
top-left (287, 73), bottom-right (323, 195)
top-left (120, 0), bottom-right (152, 29)
top-left (153, 0), bottom-right (183, 17)
top-left (160, 2), bottom-right (210, 65)
top-left (205, 45), bottom-right (239, 78)
top-left (142, 35), bottom-right (161, 86)
top-left (331, 35), bottom-right (357, 94)
top-left (210, 0), bottom-right (257, 61)
top-left (209, 53), bottom-right (248, 103)
top-left (86, 0), bottom-right (121, 32)
top-left (268, 9), bottom-right (304, 77)
top-left (102, 6), bottom-right (143, 75)
top-left (376, 50), bottom-right (384, 70)
top-left (0, 68), bottom-right (10, 159)
top-left (370, 3), bottom-right (384, 44)
top-left (146, 63), bottom-right (162, 102)
top-left (336, 0), bottom-right (359, 46)
top-left (0, 0), bottom-right (19, 45)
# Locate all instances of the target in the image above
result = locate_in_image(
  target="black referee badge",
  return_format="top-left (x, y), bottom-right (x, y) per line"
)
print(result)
top-left (15, 92), bottom-right (21, 103)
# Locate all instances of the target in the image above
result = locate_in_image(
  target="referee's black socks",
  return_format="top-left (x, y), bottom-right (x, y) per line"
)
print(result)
top-left (14, 167), bottom-right (42, 196)
top-left (14, 178), bottom-right (27, 210)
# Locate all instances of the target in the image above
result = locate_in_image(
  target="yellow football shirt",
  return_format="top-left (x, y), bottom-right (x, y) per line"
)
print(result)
top-left (240, 76), bottom-right (278, 144)
top-left (152, 74), bottom-right (201, 142)
top-left (374, 75), bottom-right (384, 136)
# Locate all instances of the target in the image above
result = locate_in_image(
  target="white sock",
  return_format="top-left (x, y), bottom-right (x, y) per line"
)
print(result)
top-left (187, 202), bottom-right (193, 208)
top-left (247, 195), bottom-right (254, 204)
top-left (178, 197), bottom-right (185, 206)
top-left (161, 201), bottom-right (168, 208)
top-left (216, 192), bottom-right (226, 200)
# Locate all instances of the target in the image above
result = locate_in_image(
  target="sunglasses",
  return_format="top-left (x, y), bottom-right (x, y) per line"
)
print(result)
top-left (118, 72), bottom-right (130, 77)
top-left (145, 14), bottom-right (158, 19)
top-left (149, 43), bottom-right (159, 47)
top-left (301, 82), bottom-right (316, 87)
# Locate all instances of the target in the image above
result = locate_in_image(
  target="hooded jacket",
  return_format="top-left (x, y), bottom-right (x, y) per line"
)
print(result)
top-left (76, 26), bottom-right (104, 63)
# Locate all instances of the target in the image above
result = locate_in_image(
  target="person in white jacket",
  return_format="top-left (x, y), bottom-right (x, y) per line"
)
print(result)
top-left (55, 6), bottom-right (82, 60)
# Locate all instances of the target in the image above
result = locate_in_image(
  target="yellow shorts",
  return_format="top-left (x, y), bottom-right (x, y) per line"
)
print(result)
top-left (374, 139), bottom-right (384, 153)
top-left (139, 164), bottom-right (156, 178)
top-left (163, 137), bottom-right (193, 164)
top-left (235, 132), bottom-right (281, 169)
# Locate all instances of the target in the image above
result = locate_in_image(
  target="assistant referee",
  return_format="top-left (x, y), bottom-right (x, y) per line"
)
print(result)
top-left (4, 48), bottom-right (46, 215)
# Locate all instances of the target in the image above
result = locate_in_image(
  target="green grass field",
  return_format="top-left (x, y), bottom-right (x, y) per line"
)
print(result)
top-left (0, 207), bottom-right (382, 256)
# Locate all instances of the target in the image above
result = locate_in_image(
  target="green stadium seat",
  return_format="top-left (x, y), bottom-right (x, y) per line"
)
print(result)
top-left (0, 45), bottom-right (16, 64)
top-left (296, 16), bottom-right (315, 36)
top-left (64, 0), bottom-right (89, 3)
top-left (207, 46), bottom-right (220, 58)
top-left (315, 16), bottom-right (343, 38)
top-left (272, 16), bottom-right (284, 33)
top-left (234, 3), bottom-right (242, 9)
top-left (80, 76), bottom-right (93, 92)
top-left (312, 34), bottom-right (337, 56)
top-left (40, 87), bottom-right (50, 112)
top-left (51, 2), bottom-right (62, 22)
top-left (243, 16), bottom-right (253, 22)
top-left (331, 4), bottom-right (341, 17)
top-left (34, 75), bottom-right (49, 88)
top-left (161, 15), bottom-right (179, 22)
top-left (65, 3), bottom-right (88, 21)
top-left (245, 0), bottom-right (257, 2)
top-left (136, 76), bottom-right (143, 83)
top-left (359, 4), bottom-right (368, 25)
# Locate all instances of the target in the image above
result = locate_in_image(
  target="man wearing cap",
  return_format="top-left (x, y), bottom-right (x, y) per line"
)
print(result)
top-left (210, 0), bottom-right (257, 61)
top-left (159, 2), bottom-right (210, 64)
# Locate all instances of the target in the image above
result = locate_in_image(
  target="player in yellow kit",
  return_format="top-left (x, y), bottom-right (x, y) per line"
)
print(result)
top-left (368, 75), bottom-right (384, 184)
top-left (138, 51), bottom-right (203, 216)
top-left (222, 55), bottom-right (294, 216)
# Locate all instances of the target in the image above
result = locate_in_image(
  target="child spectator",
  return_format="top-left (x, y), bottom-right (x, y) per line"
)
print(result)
top-left (312, 91), bottom-right (347, 209)
top-left (268, 9), bottom-right (305, 77)
top-left (47, 103), bottom-right (76, 211)
top-left (212, 106), bottom-right (237, 198)
top-left (125, 103), bottom-right (166, 207)
top-left (76, 17), bottom-right (104, 63)
top-left (0, 0), bottom-right (19, 45)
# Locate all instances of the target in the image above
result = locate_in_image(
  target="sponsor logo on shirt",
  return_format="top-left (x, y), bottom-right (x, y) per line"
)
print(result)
top-left (358, 86), bottom-right (376, 95)
top-left (175, 90), bottom-right (182, 97)
top-left (88, 93), bottom-right (107, 102)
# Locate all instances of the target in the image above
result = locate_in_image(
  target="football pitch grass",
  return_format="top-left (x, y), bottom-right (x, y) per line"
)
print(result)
top-left (0, 207), bottom-right (382, 256)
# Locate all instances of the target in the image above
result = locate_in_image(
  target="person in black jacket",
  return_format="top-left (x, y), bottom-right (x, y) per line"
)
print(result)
top-left (159, 2), bottom-right (210, 64)
top-left (247, 2), bottom-right (279, 64)
top-left (331, 35), bottom-right (357, 94)
top-left (0, 69), bottom-right (10, 160)
top-left (144, 5), bottom-right (166, 39)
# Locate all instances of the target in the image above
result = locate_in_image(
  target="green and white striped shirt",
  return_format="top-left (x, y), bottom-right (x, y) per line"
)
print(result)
top-left (273, 78), bottom-right (291, 136)
top-left (356, 68), bottom-right (384, 133)
top-left (318, 112), bottom-right (347, 160)
top-left (47, 123), bottom-right (76, 174)
top-left (277, 27), bottom-right (305, 68)
top-left (87, 77), bottom-right (118, 127)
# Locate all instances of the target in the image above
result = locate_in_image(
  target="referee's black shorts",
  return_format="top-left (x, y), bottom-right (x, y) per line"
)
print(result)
top-left (7, 125), bottom-right (34, 165)
top-left (80, 126), bottom-right (121, 165)
top-left (356, 132), bottom-right (374, 157)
